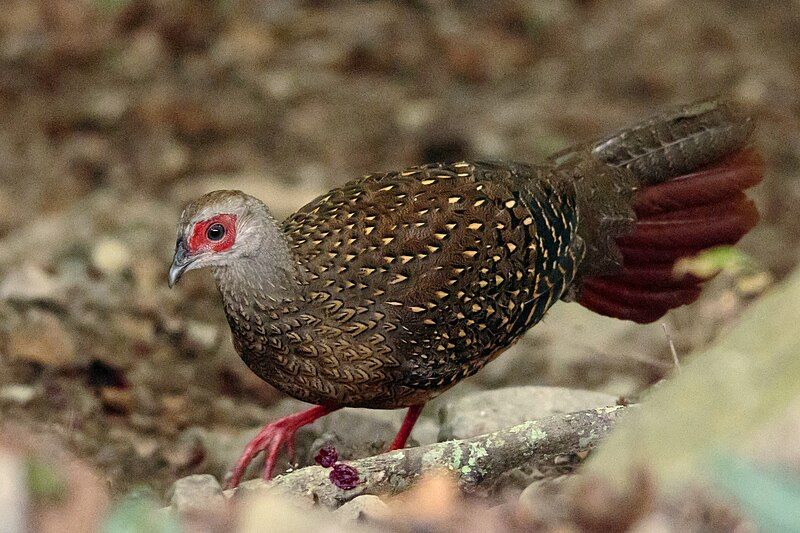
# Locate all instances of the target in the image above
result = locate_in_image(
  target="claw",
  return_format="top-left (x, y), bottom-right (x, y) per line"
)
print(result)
top-left (225, 405), bottom-right (336, 489)
top-left (286, 437), bottom-right (297, 466)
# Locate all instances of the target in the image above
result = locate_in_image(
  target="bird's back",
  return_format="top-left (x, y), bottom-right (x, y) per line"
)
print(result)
top-left (282, 161), bottom-right (583, 405)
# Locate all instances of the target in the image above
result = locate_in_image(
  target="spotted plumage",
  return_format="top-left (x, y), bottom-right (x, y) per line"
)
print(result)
top-left (275, 161), bottom-right (583, 405)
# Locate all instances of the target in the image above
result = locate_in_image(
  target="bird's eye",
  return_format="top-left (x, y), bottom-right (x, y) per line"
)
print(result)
top-left (206, 223), bottom-right (225, 241)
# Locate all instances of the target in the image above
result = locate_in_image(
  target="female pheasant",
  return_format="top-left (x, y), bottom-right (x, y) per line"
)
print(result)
top-left (168, 99), bottom-right (762, 487)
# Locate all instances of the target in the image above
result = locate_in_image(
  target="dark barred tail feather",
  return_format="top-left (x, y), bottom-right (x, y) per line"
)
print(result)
top-left (573, 100), bottom-right (763, 323)
top-left (578, 150), bottom-right (762, 323)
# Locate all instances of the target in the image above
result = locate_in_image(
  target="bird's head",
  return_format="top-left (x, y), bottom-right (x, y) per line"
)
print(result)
top-left (168, 190), bottom-right (274, 287)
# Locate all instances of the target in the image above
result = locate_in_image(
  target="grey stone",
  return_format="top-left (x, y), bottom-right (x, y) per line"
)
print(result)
top-left (468, 303), bottom-right (669, 397)
top-left (0, 264), bottom-right (67, 305)
top-left (334, 495), bottom-right (388, 522)
top-left (305, 407), bottom-right (439, 464)
top-left (169, 474), bottom-right (225, 514)
top-left (179, 427), bottom-right (262, 482)
top-left (0, 385), bottom-right (38, 405)
top-left (439, 386), bottom-right (618, 440)
top-left (6, 309), bottom-right (79, 368)
top-left (179, 399), bottom-right (310, 482)
top-left (519, 475), bottom-right (571, 507)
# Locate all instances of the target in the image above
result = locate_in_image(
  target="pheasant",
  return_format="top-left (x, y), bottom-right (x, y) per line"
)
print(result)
top-left (168, 99), bottom-right (763, 488)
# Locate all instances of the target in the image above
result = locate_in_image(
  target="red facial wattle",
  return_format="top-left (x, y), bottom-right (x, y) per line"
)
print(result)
top-left (188, 214), bottom-right (237, 254)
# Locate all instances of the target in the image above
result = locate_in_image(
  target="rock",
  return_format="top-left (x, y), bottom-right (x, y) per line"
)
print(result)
top-left (211, 22), bottom-right (276, 67)
top-left (178, 399), bottom-right (309, 482)
top-left (112, 315), bottom-right (156, 347)
top-left (81, 89), bottom-right (128, 128)
top-left (161, 394), bottom-right (192, 431)
top-left (182, 320), bottom-right (219, 352)
top-left (99, 387), bottom-right (135, 415)
top-left (91, 237), bottom-right (131, 276)
top-left (469, 303), bottom-right (668, 396)
top-left (232, 478), bottom-right (271, 501)
top-left (5, 309), bottom-right (79, 368)
top-left (304, 407), bottom-right (439, 464)
top-left (325, 407), bottom-right (439, 445)
top-left (179, 427), bottom-right (263, 482)
top-left (518, 475), bottom-right (571, 510)
top-left (118, 30), bottom-right (167, 80)
top-left (0, 264), bottom-right (67, 305)
top-left (438, 386), bottom-right (618, 440)
top-left (168, 474), bottom-right (226, 515)
top-left (334, 495), bottom-right (389, 522)
top-left (0, 384), bottom-right (38, 405)
top-left (395, 100), bottom-right (437, 132)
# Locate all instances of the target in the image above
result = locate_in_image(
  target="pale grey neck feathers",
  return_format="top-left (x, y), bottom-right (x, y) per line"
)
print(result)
top-left (213, 212), bottom-right (300, 305)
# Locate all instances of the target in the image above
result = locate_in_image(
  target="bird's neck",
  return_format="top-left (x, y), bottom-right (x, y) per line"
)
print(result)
top-left (212, 229), bottom-right (300, 306)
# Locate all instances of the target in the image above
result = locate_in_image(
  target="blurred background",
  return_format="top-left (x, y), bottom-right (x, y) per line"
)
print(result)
top-left (0, 0), bottom-right (798, 525)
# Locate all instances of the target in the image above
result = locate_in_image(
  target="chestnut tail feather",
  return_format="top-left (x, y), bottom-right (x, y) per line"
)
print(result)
top-left (577, 149), bottom-right (763, 323)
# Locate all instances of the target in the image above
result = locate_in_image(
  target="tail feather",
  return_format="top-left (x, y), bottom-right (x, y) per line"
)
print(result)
top-left (588, 99), bottom-right (755, 183)
top-left (616, 244), bottom-right (706, 265)
top-left (632, 151), bottom-right (762, 215)
top-left (577, 148), bottom-right (763, 323)
top-left (583, 278), bottom-right (702, 308)
top-left (578, 287), bottom-right (673, 324)
top-left (618, 192), bottom-right (759, 249)
top-left (610, 264), bottom-right (702, 289)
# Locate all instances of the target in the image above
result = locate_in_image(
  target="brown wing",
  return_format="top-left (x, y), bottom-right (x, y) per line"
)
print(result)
top-left (283, 161), bottom-right (582, 396)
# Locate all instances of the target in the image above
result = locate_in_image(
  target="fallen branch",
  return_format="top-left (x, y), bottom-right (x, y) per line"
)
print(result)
top-left (234, 405), bottom-right (627, 508)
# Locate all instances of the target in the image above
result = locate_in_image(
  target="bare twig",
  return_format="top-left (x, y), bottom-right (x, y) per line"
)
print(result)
top-left (233, 405), bottom-right (627, 508)
top-left (661, 323), bottom-right (681, 370)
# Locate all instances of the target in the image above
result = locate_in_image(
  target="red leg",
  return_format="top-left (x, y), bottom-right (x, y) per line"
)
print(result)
top-left (389, 404), bottom-right (424, 451)
top-left (226, 404), bottom-right (338, 488)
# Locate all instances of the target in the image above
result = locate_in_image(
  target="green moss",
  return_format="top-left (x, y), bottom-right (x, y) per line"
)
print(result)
top-left (102, 494), bottom-right (180, 533)
top-left (26, 458), bottom-right (67, 504)
top-left (466, 443), bottom-right (489, 467)
top-left (529, 427), bottom-right (547, 442)
top-left (450, 446), bottom-right (463, 470)
top-left (508, 421), bottom-right (547, 443)
top-left (420, 447), bottom-right (445, 467)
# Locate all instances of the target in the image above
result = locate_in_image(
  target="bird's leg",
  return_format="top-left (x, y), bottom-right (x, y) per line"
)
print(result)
top-left (226, 404), bottom-right (338, 488)
top-left (388, 404), bottom-right (424, 451)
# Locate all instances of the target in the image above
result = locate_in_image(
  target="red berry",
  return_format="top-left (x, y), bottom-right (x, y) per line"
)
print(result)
top-left (315, 444), bottom-right (338, 468)
top-left (329, 463), bottom-right (359, 490)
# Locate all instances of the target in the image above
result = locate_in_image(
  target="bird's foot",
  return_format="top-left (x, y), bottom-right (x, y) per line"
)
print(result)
top-left (226, 404), bottom-right (335, 489)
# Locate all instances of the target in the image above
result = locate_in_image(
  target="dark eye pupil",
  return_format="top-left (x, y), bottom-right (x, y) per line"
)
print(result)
top-left (206, 223), bottom-right (225, 241)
